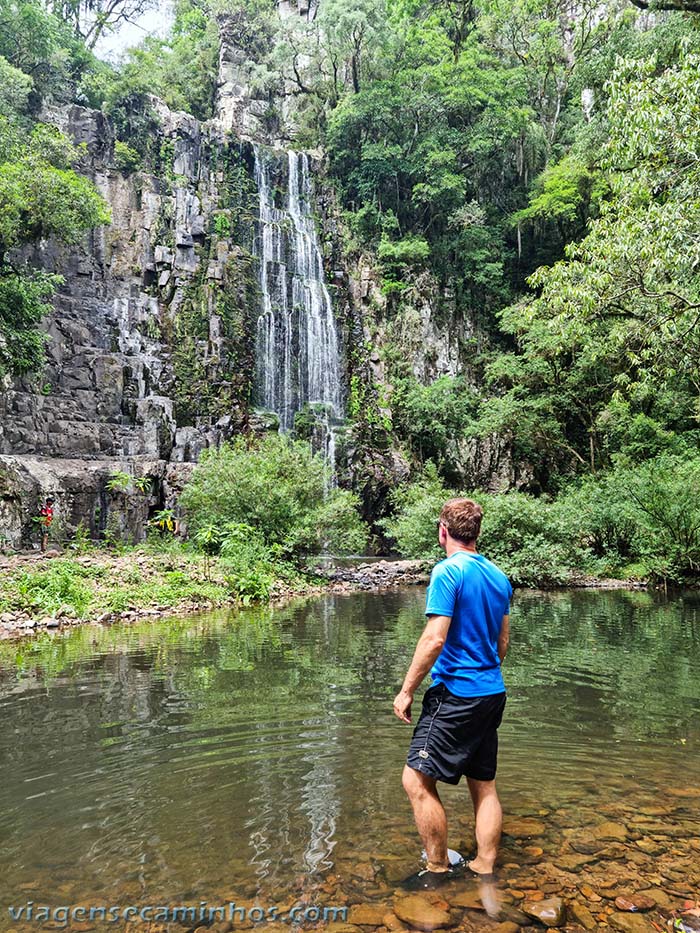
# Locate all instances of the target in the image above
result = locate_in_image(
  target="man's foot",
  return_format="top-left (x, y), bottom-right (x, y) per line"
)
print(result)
top-left (466, 858), bottom-right (497, 882)
top-left (400, 863), bottom-right (464, 891)
top-left (421, 847), bottom-right (466, 869)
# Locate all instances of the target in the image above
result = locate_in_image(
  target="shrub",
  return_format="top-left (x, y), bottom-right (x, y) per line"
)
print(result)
top-left (9, 562), bottom-right (93, 617)
top-left (113, 140), bottom-right (141, 175)
top-left (180, 436), bottom-right (368, 558)
top-left (382, 454), bottom-right (700, 586)
top-left (382, 467), bottom-right (588, 585)
top-left (477, 492), bottom-right (585, 586)
top-left (380, 464), bottom-right (453, 560)
top-left (620, 455), bottom-right (700, 581)
top-left (213, 212), bottom-right (231, 238)
top-left (556, 472), bottom-right (639, 573)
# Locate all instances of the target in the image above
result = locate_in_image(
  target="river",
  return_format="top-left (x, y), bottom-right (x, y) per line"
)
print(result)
top-left (0, 587), bottom-right (698, 930)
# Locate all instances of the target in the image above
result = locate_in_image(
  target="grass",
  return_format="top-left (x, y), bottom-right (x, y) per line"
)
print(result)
top-left (0, 539), bottom-right (313, 623)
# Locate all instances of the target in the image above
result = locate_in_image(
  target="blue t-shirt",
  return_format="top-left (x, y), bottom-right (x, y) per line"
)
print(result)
top-left (425, 551), bottom-right (512, 697)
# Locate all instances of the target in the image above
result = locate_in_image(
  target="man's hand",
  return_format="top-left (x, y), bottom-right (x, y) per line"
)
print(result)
top-left (393, 689), bottom-right (413, 723)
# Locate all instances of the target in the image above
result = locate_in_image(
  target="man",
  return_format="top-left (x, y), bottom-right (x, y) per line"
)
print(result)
top-left (37, 496), bottom-right (55, 553)
top-left (393, 497), bottom-right (511, 889)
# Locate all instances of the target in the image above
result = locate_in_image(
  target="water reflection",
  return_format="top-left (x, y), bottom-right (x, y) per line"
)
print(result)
top-left (0, 587), bottom-right (698, 923)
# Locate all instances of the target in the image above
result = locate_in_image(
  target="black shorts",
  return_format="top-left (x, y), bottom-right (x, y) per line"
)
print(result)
top-left (406, 683), bottom-right (506, 784)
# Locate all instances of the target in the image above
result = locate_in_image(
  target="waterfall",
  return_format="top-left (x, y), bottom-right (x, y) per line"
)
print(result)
top-left (253, 145), bottom-right (343, 464)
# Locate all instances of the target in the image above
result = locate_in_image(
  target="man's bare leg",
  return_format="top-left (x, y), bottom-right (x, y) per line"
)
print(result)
top-left (466, 777), bottom-right (502, 874)
top-left (402, 765), bottom-right (449, 871)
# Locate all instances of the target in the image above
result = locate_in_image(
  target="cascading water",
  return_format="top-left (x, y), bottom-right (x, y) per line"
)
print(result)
top-left (253, 145), bottom-right (343, 468)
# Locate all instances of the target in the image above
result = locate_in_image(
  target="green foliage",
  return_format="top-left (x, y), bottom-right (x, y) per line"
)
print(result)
top-left (219, 521), bottom-right (276, 604)
top-left (485, 45), bottom-right (700, 483)
top-left (620, 456), bottom-right (700, 582)
top-left (377, 235), bottom-right (430, 294)
top-left (512, 154), bottom-right (603, 255)
top-left (0, 119), bottom-right (109, 378)
top-left (85, 0), bottom-right (265, 123)
top-left (113, 139), bottom-right (141, 174)
top-left (384, 454), bottom-right (700, 585)
top-left (0, 0), bottom-right (99, 101)
top-left (476, 492), bottom-right (586, 586)
top-left (69, 521), bottom-right (93, 554)
top-left (391, 374), bottom-right (478, 479)
top-left (105, 470), bottom-right (131, 493)
top-left (8, 561), bottom-right (94, 618)
top-left (180, 435), bottom-right (368, 558)
top-left (150, 509), bottom-right (176, 533)
top-left (133, 476), bottom-right (152, 494)
top-left (380, 463), bottom-right (451, 560)
top-left (0, 55), bottom-right (32, 119)
top-left (213, 212), bottom-right (232, 238)
top-left (0, 122), bottom-right (110, 258)
top-left (382, 467), bottom-right (585, 585)
top-left (0, 271), bottom-right (56, 379)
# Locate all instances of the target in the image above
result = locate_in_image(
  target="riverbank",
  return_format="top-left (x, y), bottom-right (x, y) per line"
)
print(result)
top-left (0, 544), bottom-right (649, 641)
top-left (0, 546), bottom-right (434, 640)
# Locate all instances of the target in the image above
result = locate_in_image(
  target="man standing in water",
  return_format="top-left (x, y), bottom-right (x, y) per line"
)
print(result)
top-left (393, 498), bottom-right (511, 889)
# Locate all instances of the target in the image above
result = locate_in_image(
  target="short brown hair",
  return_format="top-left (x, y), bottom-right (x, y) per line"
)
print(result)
top-left (439, 498), bottom-right (483, 545)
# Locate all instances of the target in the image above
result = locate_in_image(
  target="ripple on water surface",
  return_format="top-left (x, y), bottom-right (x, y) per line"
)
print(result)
top-left (0, 587), bottom-right (698, 928)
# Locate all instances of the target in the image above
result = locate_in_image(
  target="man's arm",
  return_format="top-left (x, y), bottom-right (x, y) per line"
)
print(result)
top-left (498, 614), bottom-right (510, 663)
top-left (393, 614), bottom-right (451, 723)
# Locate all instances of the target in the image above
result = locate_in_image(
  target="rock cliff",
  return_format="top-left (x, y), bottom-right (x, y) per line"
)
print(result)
top-left (0, 3), bottom-right (514, 551)
top-left (0, 82), bottom-right (265, 546)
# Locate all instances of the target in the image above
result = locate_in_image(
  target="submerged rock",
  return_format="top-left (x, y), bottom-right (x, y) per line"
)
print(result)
top-left (553, 853), bottom-right (596, 871)
top-left (348, 904), bottom-right (390, 925)
top-left (393, 895), bottom-right (452, 931)
top-left (503, 819), bottom-right (547, 838)
top-left (635, 838), bottom-right (666, 856)
top-left (522, 896), bottom-right (566, 927)
top-left (614, 895), bottom-right (656, 912)
top-left (609, 912), bottom-right (656, 933)
top-left (383, 911), bottom-right (409, 930)
top-left (567, 900), bottom-right (597, 930)
top-left (449, 890), bottom-right (484, 910)
top-left (592, 821), bottom-right (629, 842)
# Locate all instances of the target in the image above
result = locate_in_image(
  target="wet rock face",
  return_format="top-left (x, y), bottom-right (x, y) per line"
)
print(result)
top-left (0, 454), bottom-right (193, 548)
top-left (0, 101), bottom-right (256, 468)
top-left (0, 98), bottom-right (264, 545)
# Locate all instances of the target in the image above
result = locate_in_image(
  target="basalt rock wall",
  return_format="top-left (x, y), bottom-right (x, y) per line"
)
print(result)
top-left (0, 97), bottom-right (265, 548)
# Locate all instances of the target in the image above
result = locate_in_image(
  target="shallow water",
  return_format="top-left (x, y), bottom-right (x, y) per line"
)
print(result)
top-left (0, 587), bottom-right (699, 930)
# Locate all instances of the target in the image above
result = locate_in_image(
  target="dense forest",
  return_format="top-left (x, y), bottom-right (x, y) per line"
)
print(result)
top-left (2, 0), bottom-right (700, 590)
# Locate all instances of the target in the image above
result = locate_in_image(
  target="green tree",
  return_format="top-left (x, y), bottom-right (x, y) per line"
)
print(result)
top-left (0, 56), bottom-right (32, 119)
top-left (49, 0), bottom-right (157, 50)
top-left (486, 47), bottom-right (700, 480)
